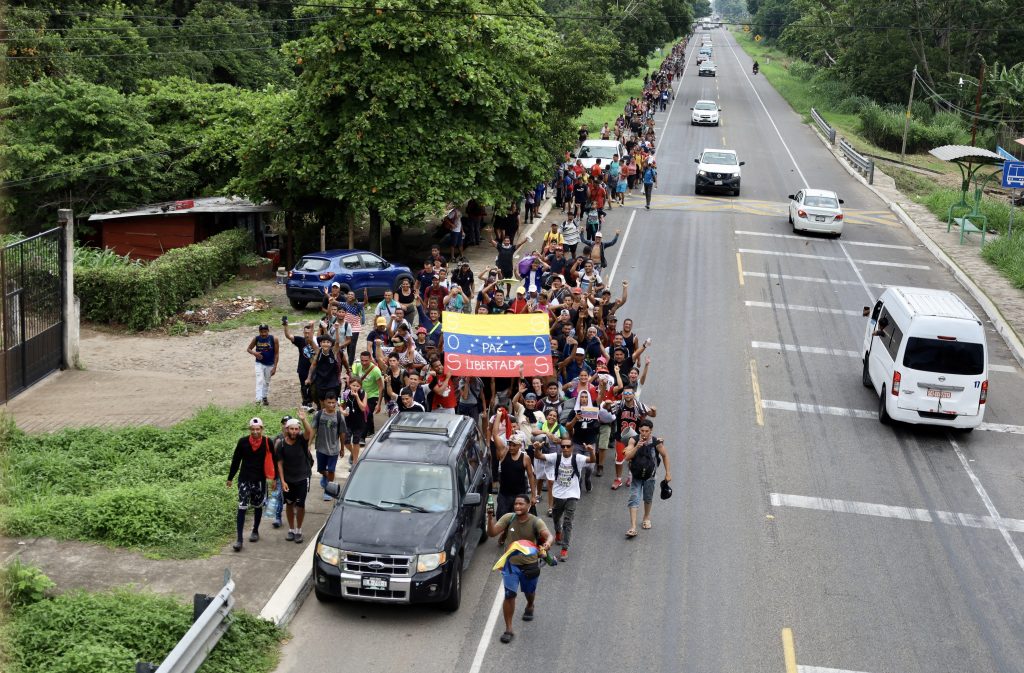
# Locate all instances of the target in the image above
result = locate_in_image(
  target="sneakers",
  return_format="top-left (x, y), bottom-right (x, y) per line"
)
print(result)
top-left (261, 397), bottom-right (269, 406)
top-left (286, 531), bottom-right (295, 541)
top-left (559, 548), bottom-right (568, 562)
top-left (249, 531), bottom-right (260, 542)
top-left (625, 473), bottom-right (633, 487)
top-left (232, 541), bottom-right (242, 552)
top-left (294, 532), bottom-right (304, 544)
top-left (611, 478), bottom-right (623, 490)
top-left (595, 465), bottom-right (604, 477)
top-left (584, 469), bottom-right (593, 493)
top-left (555, 531), bottom-right (562, 543)
top-left (323, 493), bottom-right (332, 501)
top-left (272, 518), bottom-right (282, 529)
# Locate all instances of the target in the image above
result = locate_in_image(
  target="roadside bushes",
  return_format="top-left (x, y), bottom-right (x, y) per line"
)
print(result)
top-left (920, 188), bottom-right (1013, 235)
top-left (1, 564), bottom-right (281, 673)
top-left (75, 228), bottom-right (251, 330)
top-left (983, 233), bottom-right (1024, 290)
top-left (857, 102), bottom-right (969, 153)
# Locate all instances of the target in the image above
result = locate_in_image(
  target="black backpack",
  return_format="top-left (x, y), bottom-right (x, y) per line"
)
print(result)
top-left (554, 451), bottom-right (581, 485)
top-left (629, 436), bottom-right (660, 480)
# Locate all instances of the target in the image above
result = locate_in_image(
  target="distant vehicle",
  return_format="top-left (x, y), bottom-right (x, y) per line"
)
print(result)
top-left (575, 139), bottom-right (625, 171)
top-left (698, 61), bottom-right (717, 77)
top-left (788, 188), bottom-right (845, 237)
top-left (691, 99), bottom-right (721, 126)
top-left (694, 148), bottom-right (744, 196)
top-left (696, 52), bottom-right (710, 64)
top-left (313, 413), bottom-right (491, 610)
top-left (286, 249), bottom-right (413, 309)
top-left (862, 287), bottom-right (988, 431)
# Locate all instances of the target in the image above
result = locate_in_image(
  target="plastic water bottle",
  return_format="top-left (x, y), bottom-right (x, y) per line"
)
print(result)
top-left (264, 489), bottom-right (280, 519)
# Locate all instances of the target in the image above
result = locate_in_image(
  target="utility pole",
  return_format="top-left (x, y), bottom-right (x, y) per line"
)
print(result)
top-left (900, 66), bottom-right (917, 165)
top-left (970, 60), bottom-right (986, 147)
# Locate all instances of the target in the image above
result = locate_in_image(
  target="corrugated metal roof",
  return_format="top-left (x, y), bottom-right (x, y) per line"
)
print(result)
top-left (928, 145), bottom-right (1005, 164)
top-left (88, 196), bottom-right (277, 222)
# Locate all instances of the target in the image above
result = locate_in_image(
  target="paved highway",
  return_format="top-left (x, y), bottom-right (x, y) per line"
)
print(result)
top-left (276, 28), bottom-right (1024, 673)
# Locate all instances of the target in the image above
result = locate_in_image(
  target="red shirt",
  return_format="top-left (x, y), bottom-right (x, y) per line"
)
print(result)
top-left (428, 373), bottom-right (458, 410)
top-left (508, 297), bottom-right (531, 314)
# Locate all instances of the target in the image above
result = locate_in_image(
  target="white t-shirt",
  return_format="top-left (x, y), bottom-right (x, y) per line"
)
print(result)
top-left (542, 452), bottom-right (588, 500)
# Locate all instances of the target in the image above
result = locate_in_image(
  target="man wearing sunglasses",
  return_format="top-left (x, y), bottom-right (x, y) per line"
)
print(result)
top-left (536, 439), bottom-right (595, 562)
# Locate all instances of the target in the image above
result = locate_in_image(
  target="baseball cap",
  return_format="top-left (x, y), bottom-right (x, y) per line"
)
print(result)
top-left (595, 231), bottom-right (603, 238)
top-left (516, 286), bottom-right (526, 294)
top-left (258, 323), bottom-right (269, 331)
top-left (525, 392), bottom-right (538, 401)
top-left (375, 316), bottom-right (387, 326)
top-left (249, 417), bottom-right (263, 428)
top-left (285, 418), bottom-right (301, 429)
top-left (280, 415), bottom-right (292, 424)
top-left (417, 326), bottom-right (427, 334)
top-left (571, 287), bottom-right (582, 294)
top-left (575, 347), bottom-right (585, 355)
top-left (597, 356), bottom-right (608, 364)
top-left (331, 281), bottom-right (341, 288)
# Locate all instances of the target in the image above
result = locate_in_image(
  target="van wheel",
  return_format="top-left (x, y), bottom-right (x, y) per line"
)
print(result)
top-left (878, 387), bottom-right (892, 425)
top-left (861, 357), bottom-right (872, 388)
top-left (440, 562), bottom-right (462, 612)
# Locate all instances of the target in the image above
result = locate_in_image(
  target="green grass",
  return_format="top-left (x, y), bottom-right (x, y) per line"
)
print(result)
top-left (920, 188), bottom-right (1014, 235)
top-left (577, 42), bottom-right (678, 131)
top-left (983, 232), bottom-right (1024, 290)
top-left (2, 565), bottom-right (281, 673)
top-left (888, 166), bottom-right (940, 200)
top-left (0, 405), bottom-right (300, 559)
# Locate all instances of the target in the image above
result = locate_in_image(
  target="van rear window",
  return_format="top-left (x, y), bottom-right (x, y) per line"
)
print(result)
top-left (902, 337), bottom-right (984, 375)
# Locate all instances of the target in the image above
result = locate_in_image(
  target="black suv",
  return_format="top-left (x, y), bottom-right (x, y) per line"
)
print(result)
top-left (313, 412), bottom-right (491, 611)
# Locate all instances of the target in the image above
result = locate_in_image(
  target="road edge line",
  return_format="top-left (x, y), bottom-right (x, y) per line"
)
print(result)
top-left (782, 627), bottom-right (798, 673)
top-left (749, 358), bottom-right (765, 426)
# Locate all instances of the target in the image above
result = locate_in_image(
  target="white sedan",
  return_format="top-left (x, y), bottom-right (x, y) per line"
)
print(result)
top-left (788, 188), bottom-right (845, 237)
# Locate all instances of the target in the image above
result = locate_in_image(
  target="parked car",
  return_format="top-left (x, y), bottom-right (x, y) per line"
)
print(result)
top-left (313, 412), bottom-right (491, 611)
top-left (694, 148), bottom-right (744, 196)
top-left (788, 189), bottom-right (845, 237)
top-left (285, 249), bottom-right (413, 309)
top-left (575, 139), bottom-right (626, 171)
top-left (698, 61), bottom-right (717, 77)
top-left (691, 100), bottom-right (721, 126)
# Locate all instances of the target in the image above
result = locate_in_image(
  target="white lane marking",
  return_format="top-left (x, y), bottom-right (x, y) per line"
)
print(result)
top-left (606, 209), bottom-right (636, 284)
top-left (751, 341), bottom-right (860, 358)
top-left (761, 398), bottom-right (1024, 434)
top-left (771, 493), bottom-right (1024, 534)
top-left (990, 363), bottom-right (1018, 373)
top-left (947, 433), bottom-right (1024, 573)
top-left (737, 248), bottom-right (930, 270)
top-left (745, 301), bottom-right (862, 317)
top-left (723, 37), bottom-right (808, 188)
top-left (838, 240), bottom-right (875, 302)
top-left (467, 584), bottom-right (505, 673)
top-left (799, 667), bottom-right (879, 673)
top-left (743, 271), bottom-right (886, 289)
top-left (734, 230), bottom-right (914, 250)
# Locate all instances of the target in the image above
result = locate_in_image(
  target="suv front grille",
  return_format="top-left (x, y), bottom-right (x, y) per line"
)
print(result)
top-left (344, 552), bottom-right (413, 577)
top-left (344, 586), bottom-right (409, 601)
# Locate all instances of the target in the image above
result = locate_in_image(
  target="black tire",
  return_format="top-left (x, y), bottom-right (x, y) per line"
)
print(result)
top-left (862, 357), bottom-right (872, 388)
top-left (314, 585), bottom-right (337, 603)
top-left (440, 562), bottom-right (462, 612)
top-left (290, 299), bottom-right (308, 310)
top-left (957, 427), bottom-right (975, 434)
top-left (878, 386), bottom-right (892, 425)
top-left (788, 210), bottom-right (793, 225)
top-left (695, 183), bottom-right (702, 195)
top-left (733, 188), bottom-right (741, 197)
top-left (833, 232), bottom-right (843, 239)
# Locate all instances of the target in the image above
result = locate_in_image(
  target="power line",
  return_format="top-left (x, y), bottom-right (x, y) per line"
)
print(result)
top-left (2, 26), bottom-right (313, 44)
top-left (913, 71), bottom-right (1024, 125)
top-left (0, 143), bottom-right (204, 189)
top-left (0, 13), bottom-right (334, 36)
top-left (5, 44), bottom-right (295, 61)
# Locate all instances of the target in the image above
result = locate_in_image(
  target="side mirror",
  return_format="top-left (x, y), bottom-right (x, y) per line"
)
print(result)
top-left (690, 107), bottom-right (694, 110)
top-left (463, 492), bottom-right (482, 507)
top-left (325, 482), bottom-right (341, 498)
top-left (379, 261), bottom-right (389, 269)
top-left (739, 161), bottom-right (746, 166)
top-left (862, 306), bottom-right (871, 317)
top-left (694, 158), bottom-right (700, 163)
top-left (787, 194), bottom-right (795, 200)
top-left (839, 199), bottom-right (845, 204)
top-left (718, 107), bottom-right (722, 111)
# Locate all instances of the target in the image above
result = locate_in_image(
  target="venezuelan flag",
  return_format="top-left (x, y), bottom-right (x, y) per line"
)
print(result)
top-left (442, 312), bottom-right (552, 377)
top-left (492, 540), bottom-right (539, 570)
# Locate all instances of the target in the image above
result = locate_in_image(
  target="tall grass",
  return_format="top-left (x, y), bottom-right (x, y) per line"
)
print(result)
top-left (983, 232), bottom-right (1024, 289)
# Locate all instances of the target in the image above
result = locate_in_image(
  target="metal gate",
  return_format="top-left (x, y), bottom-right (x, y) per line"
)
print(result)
top-left (0, 227), bottom-right (65, 404)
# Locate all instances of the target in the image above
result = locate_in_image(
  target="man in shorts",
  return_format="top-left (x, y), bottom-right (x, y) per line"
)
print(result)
top-left (276, 410), bottom-right (313, 543)
top-left (486, 494), bottom-right (553, 644)
top-left (622, 419), bottom-right (671, 538)
top-left (310, 393), bottom-right (346, 501)
top-left (226, 417), bottom-right (275, 552)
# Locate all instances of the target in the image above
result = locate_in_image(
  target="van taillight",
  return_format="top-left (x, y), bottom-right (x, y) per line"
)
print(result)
top-left (892, 371), bottom-right (901, 395)
top-left (980, 380), bottom-right (988, 404)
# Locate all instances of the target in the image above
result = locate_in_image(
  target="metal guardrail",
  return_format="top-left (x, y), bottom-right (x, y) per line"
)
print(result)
top-left (136, 570), bottom-right (236, 673)
top-left (838, 137), bottom-right (875, 185)
top-left (810, 107), bottom-right (835, 145)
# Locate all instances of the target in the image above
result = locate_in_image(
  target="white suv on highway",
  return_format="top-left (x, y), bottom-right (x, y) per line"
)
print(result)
top-left (694, 148), bottom-right (743, 196)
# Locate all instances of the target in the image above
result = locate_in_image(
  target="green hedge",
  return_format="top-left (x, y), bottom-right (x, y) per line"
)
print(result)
top-left (982, 232), bottom-right (1024, 289)
top-left (75, 229), bottom-right (251, 330)
top-left (857, 102), bottom-right (969, 153)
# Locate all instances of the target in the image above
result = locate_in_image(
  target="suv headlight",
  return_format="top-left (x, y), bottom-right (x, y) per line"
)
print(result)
top-left (416, 551), bottom-right (447, 573)
top-left (698, 170), bottom-right (708, 177)
top-left (317, 543), bottom-right (342, 566)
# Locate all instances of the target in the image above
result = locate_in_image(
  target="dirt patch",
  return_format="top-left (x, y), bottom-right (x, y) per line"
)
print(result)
top-left (177, 296), bottom-right (272, 327)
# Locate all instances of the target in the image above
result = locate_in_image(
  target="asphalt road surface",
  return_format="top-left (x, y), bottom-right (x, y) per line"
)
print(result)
top-left (276, 28), bottom-right (1024, 673)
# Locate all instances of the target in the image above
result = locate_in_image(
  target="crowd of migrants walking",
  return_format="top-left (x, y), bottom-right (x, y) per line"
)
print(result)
top-left (229, 37), bottom-right (686, 644)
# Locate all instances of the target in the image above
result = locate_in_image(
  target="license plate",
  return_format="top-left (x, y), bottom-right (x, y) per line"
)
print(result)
top-left (815, 216), bottom-right (826, 222)
top-left (927, 389), bottom-right (952, 399)
top-left (714, 180), bottom-right (723, 185)
top-left (361, 576), bottom-right (389, 591)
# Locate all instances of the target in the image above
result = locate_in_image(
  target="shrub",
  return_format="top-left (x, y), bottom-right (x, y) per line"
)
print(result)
top-left (3, 579), bottom-right (281, 673)
top-left (788, 60), bottom-right (816, 81)
top-left (1, 560), bottom-right (55, 610)
top-left (75, 228), bottom-right (251, 330)
top-left (834, 94), bottom-right (872, 115)
top-left (858, 102), bottom-right (969, 153)
top-left (920, 188), bottom-right (1013, 235)
top-left (983, 232), bottom-right (1024, 290)
top-left (0, 405), bottom-right (269, 558)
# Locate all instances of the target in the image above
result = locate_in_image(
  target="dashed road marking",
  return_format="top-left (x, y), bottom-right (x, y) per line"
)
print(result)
top-left (742, 271), bottom-right (886, 289)
top-left (760, 398), bottom-right (1024, 434)
top-left (751, 341), bottom-right (860, 358)
top-left (735, 230), bottom-right (914, 250)
top-left (745, 300), bottom-right (862, 317)
top-left (737, 248), bottom-right (931, 270)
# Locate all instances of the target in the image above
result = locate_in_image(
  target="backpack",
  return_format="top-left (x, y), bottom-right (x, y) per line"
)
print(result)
top-left (629, 436), bottom-right (660, 480)
top-left (554, 451), bottom-right (581, 486)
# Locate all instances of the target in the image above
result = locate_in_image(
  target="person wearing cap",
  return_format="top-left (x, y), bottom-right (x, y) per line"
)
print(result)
top-left (623, 419), bottom-right (670, 537)
top-left (641, 157), bottom-right (658, 209)
top-left (420, 273), bottom-right (447, 311)
top-left (268, 415), bottom-right (292, 528)
top-left (247, 324), bottom-right (279, 406)
top-left (321, 282), bottom-right (343, 315)
top-left (366, 316), bottom-right (390, 361)
top-left (559, 210), bottom-right (580, 259)
top-left (542, 221), bottom-right (563, 253)
top-left (283, 320), bottom-right (316, 408)
top-left (275, 408), bottom-right (313, 543)
top-left (580, 228), bottom-right (621, 269)
top-left (306, 332), bottom-right (343, 406)
top-left (451, 260), bottom-right (474, 297)
top-left (508, 286), bottom-right (531, 315)
top-left (443, 283), bottom-right (469, 314)
top-left (559, 346), bottom-right (593, 385)
top-left (227, 417), bottom-right (277, 552)
top-left (310, 391), bottom-right (347, 500)
top-left (413, 325), bottom-right (431, 359)
top-left (492, 413), bottom-right (538, 520)
top-left (610, 384), bottom-right (656, 490)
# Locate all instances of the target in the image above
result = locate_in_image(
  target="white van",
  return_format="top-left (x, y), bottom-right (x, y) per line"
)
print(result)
top-left (862, 287), bottom-right (988, 430)
top-left (575, 139), bottom-right (625, 171)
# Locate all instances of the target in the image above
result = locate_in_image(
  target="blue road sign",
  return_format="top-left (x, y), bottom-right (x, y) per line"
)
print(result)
top-left (1004, 161), bottom-right (1024, 189)
top-left (997, 145), bottom-right (1021, 162)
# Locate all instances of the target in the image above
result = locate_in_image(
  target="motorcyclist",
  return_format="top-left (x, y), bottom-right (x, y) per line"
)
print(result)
top-left (752, 61), bottom-right (759, 75)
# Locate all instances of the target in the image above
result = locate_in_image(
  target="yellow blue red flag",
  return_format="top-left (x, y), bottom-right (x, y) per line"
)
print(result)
top-left (442, 312), bottom-right (552, 377)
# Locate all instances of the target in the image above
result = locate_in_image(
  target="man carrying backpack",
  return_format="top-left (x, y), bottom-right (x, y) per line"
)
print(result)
top-left (539, 440), bottom-right (595, 561)
top-left (622, 419), bottom-right (671, 538)
top-left (310, 393), bottom-right (347, 501)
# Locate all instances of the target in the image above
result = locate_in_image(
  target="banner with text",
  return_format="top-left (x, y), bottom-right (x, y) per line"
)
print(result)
top-left (443, 312), bottom-right (552, 377)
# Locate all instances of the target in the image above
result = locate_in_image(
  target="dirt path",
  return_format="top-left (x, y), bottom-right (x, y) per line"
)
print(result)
top-left (5, 324), bottom-right (303, 433)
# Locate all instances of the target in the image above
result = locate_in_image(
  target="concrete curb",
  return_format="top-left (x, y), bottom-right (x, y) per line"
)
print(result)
top-left (807, 125), bottom-right (1024, 368)
top-left (256, 195), bottom-right (558, 628)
